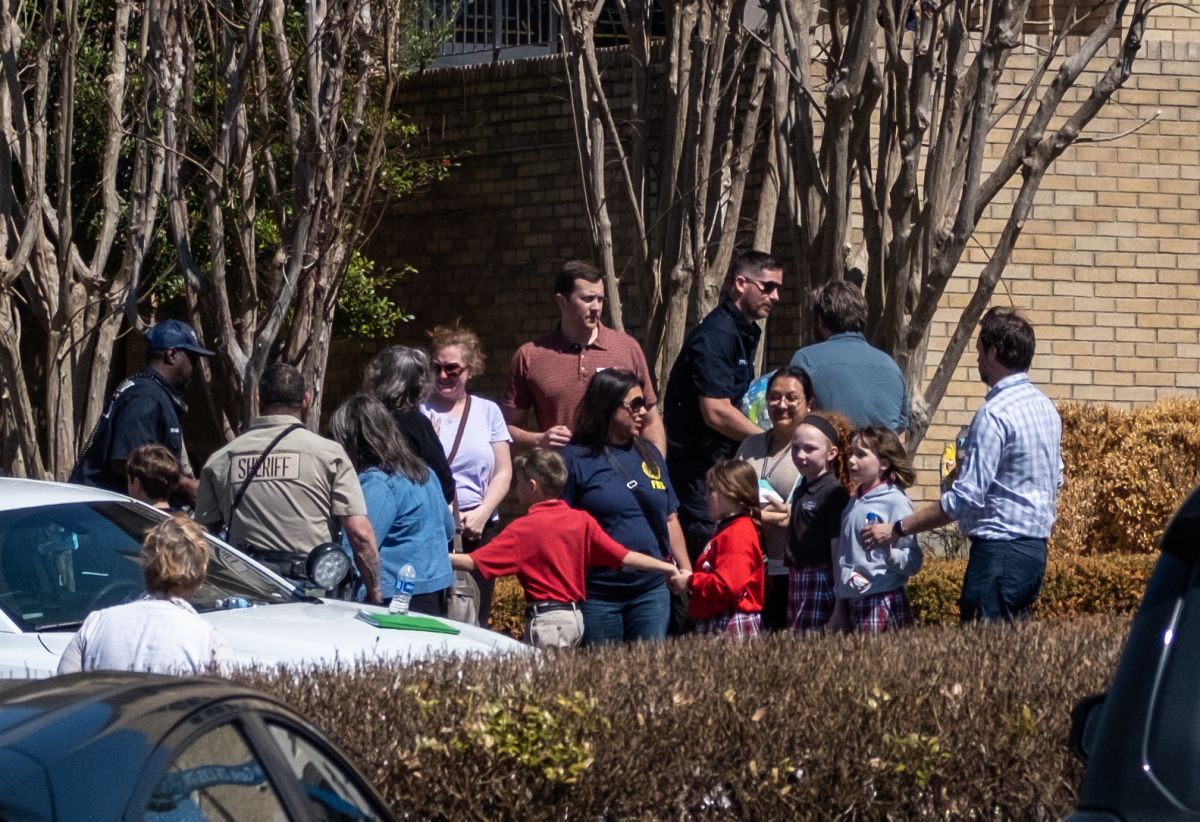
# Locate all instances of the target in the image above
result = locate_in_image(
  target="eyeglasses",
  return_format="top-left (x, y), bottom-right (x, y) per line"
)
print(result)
top-left (622, 397), bottom-right (648, 414)
top-left (767, 392), bottom-right (805, 406)
top-left (742, 277), bottom-right (781, 296)
top-left (433, 362), bottom-right (464, 378)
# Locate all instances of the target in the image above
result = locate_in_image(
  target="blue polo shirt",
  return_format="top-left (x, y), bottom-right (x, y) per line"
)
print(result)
top-left (70, 370), bottom-right (186, 493)
top-left (790, 332), bottom-right (909, 431)
top-left (562, 441), bottom-right (677, 600)
top-left (662, 299), bottom-right (761, 518)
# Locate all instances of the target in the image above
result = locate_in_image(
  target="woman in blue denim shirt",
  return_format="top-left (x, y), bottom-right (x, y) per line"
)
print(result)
top-left (330, 394), bottom-right (455, 616)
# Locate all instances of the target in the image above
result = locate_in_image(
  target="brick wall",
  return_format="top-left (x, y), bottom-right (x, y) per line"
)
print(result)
top-left (349, 10), bottom-right (1200, 505)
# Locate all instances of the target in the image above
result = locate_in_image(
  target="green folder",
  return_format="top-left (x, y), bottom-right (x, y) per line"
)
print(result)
top-left (356, 609), bottom-right (461, 635)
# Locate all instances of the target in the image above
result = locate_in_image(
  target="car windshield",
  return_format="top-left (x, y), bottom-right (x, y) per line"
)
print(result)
top-left (0, 501), bottom-right (293, 632)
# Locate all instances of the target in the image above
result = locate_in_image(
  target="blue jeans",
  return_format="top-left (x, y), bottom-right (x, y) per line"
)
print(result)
top-left (960, 537), bottom-right (1047, 623)
top-left (581, 584), bottom-right (670, 645)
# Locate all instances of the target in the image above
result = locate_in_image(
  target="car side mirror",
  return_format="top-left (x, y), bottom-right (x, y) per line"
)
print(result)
top-left (1069, 692), bottom-right (1107, 764)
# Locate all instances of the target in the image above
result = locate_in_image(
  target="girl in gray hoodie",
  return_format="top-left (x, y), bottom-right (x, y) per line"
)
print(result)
top-left (836, 427), bottom-right (922, 632)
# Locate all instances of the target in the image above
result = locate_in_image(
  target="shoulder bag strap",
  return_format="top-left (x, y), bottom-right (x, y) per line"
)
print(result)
top-left (227, 423), bottom-right (304, 524)
top-left (602, 444), bottom-right (671, 560)
top-left (444, 396), bottom-right (471, 552)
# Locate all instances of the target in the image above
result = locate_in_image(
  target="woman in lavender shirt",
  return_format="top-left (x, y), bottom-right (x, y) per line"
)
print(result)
top-left (421, 324), bottom-right (513, 626)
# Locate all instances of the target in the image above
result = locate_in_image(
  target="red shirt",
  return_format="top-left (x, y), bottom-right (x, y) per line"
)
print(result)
top-left (502, 325), bottom-right (658, 430)
top-left (688, 515), bottom-right (765, 619)
top-left (468, 500), bottom-right (629, 603)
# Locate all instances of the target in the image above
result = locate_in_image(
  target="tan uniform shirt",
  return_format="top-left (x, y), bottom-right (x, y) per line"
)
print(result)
top-left (195, 415), bottom-right (366, 553)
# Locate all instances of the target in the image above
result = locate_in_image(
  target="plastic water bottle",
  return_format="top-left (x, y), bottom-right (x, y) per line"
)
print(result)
top-left (864, 513), bottom-right (886, 561)
top-left (389, 563), bottom-right (417, 614)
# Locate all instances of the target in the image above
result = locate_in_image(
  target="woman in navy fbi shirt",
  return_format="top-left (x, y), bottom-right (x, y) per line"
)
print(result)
top-left (562, 370), bottom-right (692, 644)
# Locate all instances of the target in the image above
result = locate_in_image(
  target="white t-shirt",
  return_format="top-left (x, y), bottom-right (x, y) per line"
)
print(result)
top-left (421, 396), bottom-right (512, 512)
top-left (57, 596), bottom-right (235, 676)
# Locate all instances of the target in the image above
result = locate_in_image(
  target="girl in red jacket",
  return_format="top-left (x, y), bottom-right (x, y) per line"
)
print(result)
top-left (671, 459), bottom-right (765, 639)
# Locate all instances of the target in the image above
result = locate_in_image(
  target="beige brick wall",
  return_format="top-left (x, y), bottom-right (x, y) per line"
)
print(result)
top-left (350, 12), bottom-right (1199, 506)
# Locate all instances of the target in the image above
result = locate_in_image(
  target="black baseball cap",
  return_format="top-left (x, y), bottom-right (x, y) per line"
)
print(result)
top-left (146, 320), bottom-right (215, 356)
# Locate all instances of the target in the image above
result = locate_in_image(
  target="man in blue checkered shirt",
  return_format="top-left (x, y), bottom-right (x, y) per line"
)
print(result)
top-left (862, 307), bottom-right (1063, 622)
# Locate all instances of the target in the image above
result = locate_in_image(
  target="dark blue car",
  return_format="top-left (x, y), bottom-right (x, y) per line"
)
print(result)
top-left (0, 672), bottom-right (392, 821)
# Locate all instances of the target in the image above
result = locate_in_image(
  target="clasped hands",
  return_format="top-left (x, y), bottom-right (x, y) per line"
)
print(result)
top-left (667, 568), bottom-right (692, 595)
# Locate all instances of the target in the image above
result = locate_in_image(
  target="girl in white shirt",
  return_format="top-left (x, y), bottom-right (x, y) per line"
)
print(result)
top-left (58, 516), bottom-right (234, 676)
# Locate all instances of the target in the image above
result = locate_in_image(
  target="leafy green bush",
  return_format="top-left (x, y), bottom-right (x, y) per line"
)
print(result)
top-left (236, 616), bottom-right (1128, 819)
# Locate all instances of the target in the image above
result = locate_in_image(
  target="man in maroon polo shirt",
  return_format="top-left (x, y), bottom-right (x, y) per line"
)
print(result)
top-left (502, 260), bottom-right (666, 453)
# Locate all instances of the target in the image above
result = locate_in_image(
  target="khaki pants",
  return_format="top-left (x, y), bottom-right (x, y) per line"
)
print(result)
top-left (524, 608), bottom-right (584, 649)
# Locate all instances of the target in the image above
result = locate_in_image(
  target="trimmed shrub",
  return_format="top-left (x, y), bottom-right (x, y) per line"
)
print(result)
top-left (908, 554), bottom-right (1156, 626)
top-left (488, 554), bottom-right (1156, 635)
top-left (235, 616), bottom-right (1128, 819)
top-left (1053, 398), bottom-right (1200, 556)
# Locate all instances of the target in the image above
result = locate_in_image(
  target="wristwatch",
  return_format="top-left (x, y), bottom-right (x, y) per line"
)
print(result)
top-left (892, 520), bottom-right (905, 538)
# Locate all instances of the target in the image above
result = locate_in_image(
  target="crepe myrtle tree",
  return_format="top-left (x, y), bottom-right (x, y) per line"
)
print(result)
top-left (557, 0), bottom-right (1159, 447)
top-left (0, 0), bottom-right (448, 479)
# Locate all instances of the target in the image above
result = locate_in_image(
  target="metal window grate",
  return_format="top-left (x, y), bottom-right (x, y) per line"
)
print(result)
top-left (436, 0), bottom-right (561, 63)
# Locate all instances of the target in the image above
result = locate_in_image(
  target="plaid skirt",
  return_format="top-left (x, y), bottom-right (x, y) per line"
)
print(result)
top-left (848, 587), bottom-right (915, 634)
top-left (787, 565), bottom-right (835, 634)
top-left (693, 610), bottom-right (762, 640)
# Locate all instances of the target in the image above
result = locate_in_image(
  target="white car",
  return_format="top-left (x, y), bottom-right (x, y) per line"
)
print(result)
top-left (0, 478), bottom-right (526, 677)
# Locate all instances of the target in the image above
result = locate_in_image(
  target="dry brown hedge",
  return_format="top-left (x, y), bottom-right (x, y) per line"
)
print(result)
top-left (488, 553), bottom-right (1155, 636)
top-left (907, 553), bottom-right (1156, 626)
top-left (1053, 398), bottom-right (1200, 556)
top-left (235, 616), bottom-right (1128, 819)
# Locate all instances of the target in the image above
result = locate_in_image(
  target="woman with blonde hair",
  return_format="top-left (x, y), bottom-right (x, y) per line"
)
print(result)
top-left (57, 516), bottom-right (234, 675)
top-left (420, 324), bottom-right (512, 626)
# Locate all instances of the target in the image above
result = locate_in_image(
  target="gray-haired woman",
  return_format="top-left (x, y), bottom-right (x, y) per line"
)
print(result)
top-left (363, 345), bottom-right (455, 503)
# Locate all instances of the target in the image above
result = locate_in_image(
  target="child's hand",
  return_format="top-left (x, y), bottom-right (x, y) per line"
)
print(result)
top-left (667, 570), bottom-right (691, 595)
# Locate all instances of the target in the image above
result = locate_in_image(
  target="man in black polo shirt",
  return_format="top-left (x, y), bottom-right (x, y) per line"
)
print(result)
top-left (663, 250), bottom-right (784, 560)
top-left (71, 320), bottom-right (213, 505)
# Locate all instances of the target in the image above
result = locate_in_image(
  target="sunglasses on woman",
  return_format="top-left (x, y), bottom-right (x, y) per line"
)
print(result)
top-left (434, 362), bottom-right (464, 378)
top-left (622, 397), bottom-right (648, 414)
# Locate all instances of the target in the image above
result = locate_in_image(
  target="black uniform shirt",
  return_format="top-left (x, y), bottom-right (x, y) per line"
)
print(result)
top-left (70, 370), bottom-right (186, 493)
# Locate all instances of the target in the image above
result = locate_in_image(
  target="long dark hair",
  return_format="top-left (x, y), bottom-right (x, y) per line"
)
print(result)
top-left (571, 369), bottom-right (658, 467)
top-left (329, 394), bottom-right (429, 483)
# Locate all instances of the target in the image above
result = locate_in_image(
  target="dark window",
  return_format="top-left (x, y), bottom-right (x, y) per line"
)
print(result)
top-left (145, 723), bottom-right (287, 821)
top-left (267, 723), bottom-right (382, 821)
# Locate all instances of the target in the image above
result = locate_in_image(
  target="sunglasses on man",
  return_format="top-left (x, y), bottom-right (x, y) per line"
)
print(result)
top-left (742, 277), bottom-right (781, 296)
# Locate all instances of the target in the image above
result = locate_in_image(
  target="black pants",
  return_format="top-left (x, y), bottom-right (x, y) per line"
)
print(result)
top-left (762, 574), bottom-right (790, 632)
top-left (410, 588), bottom-right (449, 618)
top-left (668, 510), bottom-right (716, 636)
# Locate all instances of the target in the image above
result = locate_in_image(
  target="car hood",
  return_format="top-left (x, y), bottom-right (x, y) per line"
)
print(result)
top-left (28, 599), bottom-right (528, 674)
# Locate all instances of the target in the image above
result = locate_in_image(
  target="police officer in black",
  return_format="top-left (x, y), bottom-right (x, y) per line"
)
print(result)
top-left (663, 250), bottom-right (784, 559)
top-left (71, 320), bottom-right (213, 505)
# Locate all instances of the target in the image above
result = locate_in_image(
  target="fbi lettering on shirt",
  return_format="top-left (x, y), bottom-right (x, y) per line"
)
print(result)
top-left (234, 452), bottom-right (301, 482)
top-left (641, 461), bottom-right (666, 491)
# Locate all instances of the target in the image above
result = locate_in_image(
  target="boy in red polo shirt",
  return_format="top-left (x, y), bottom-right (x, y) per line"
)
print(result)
top-left (451, 448), bottom-right (681, 648)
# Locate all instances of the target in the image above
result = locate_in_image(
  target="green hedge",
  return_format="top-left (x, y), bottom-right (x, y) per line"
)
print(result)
top-left (236, 616), bottom-right (1128, 819)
